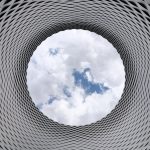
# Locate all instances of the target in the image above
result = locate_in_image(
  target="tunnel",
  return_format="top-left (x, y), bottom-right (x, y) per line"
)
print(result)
top-left (0, 0), bottom-right (150, 149)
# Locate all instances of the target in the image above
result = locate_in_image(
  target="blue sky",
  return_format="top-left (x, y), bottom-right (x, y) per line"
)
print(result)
top-left (72, 68), bottom-right (109, 96)
top-left (37, 66), bottom-right (110, 109)
top-left (27, 29), bottom-right (125, 126)
top-left (49, 48), bottom-right (59, 55)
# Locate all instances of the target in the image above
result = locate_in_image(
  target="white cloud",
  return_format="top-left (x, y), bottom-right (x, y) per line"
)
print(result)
top-left (27, 29), bottom-right (125, 126)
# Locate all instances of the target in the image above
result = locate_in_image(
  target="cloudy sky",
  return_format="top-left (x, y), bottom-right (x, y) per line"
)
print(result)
top-left (27, 29), bottom-right (125, 126)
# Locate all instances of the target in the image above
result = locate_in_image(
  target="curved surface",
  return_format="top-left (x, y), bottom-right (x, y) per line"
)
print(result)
top-left (0, 0), bottom-right (150, 149)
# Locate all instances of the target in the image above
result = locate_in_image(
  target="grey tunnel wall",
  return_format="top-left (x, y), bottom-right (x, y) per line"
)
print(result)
top-left (0, 0), bottom-right (150, 149)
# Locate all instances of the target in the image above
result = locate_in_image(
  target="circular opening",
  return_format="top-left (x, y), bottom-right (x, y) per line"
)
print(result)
top-left (27, 29), bottom-right (125, 126)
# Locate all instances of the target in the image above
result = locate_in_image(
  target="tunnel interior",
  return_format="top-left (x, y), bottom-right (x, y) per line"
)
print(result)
top-left (0, 0), bottom-right (150, 149)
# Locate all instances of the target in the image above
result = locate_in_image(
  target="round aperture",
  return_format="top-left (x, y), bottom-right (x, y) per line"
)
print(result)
top-left (27, 29), bottom-right (125, 126)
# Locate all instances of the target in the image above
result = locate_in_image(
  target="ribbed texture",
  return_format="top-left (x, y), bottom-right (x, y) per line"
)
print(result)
top-left (0, 0), bottom-right (150, 149)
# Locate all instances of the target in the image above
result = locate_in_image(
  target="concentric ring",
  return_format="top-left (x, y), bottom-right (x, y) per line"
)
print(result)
top-left (0, 0), bottom-right (150, 149)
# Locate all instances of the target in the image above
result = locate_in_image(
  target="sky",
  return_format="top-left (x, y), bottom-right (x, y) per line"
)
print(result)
top-left (27, 29), bottom-right (125, 126)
